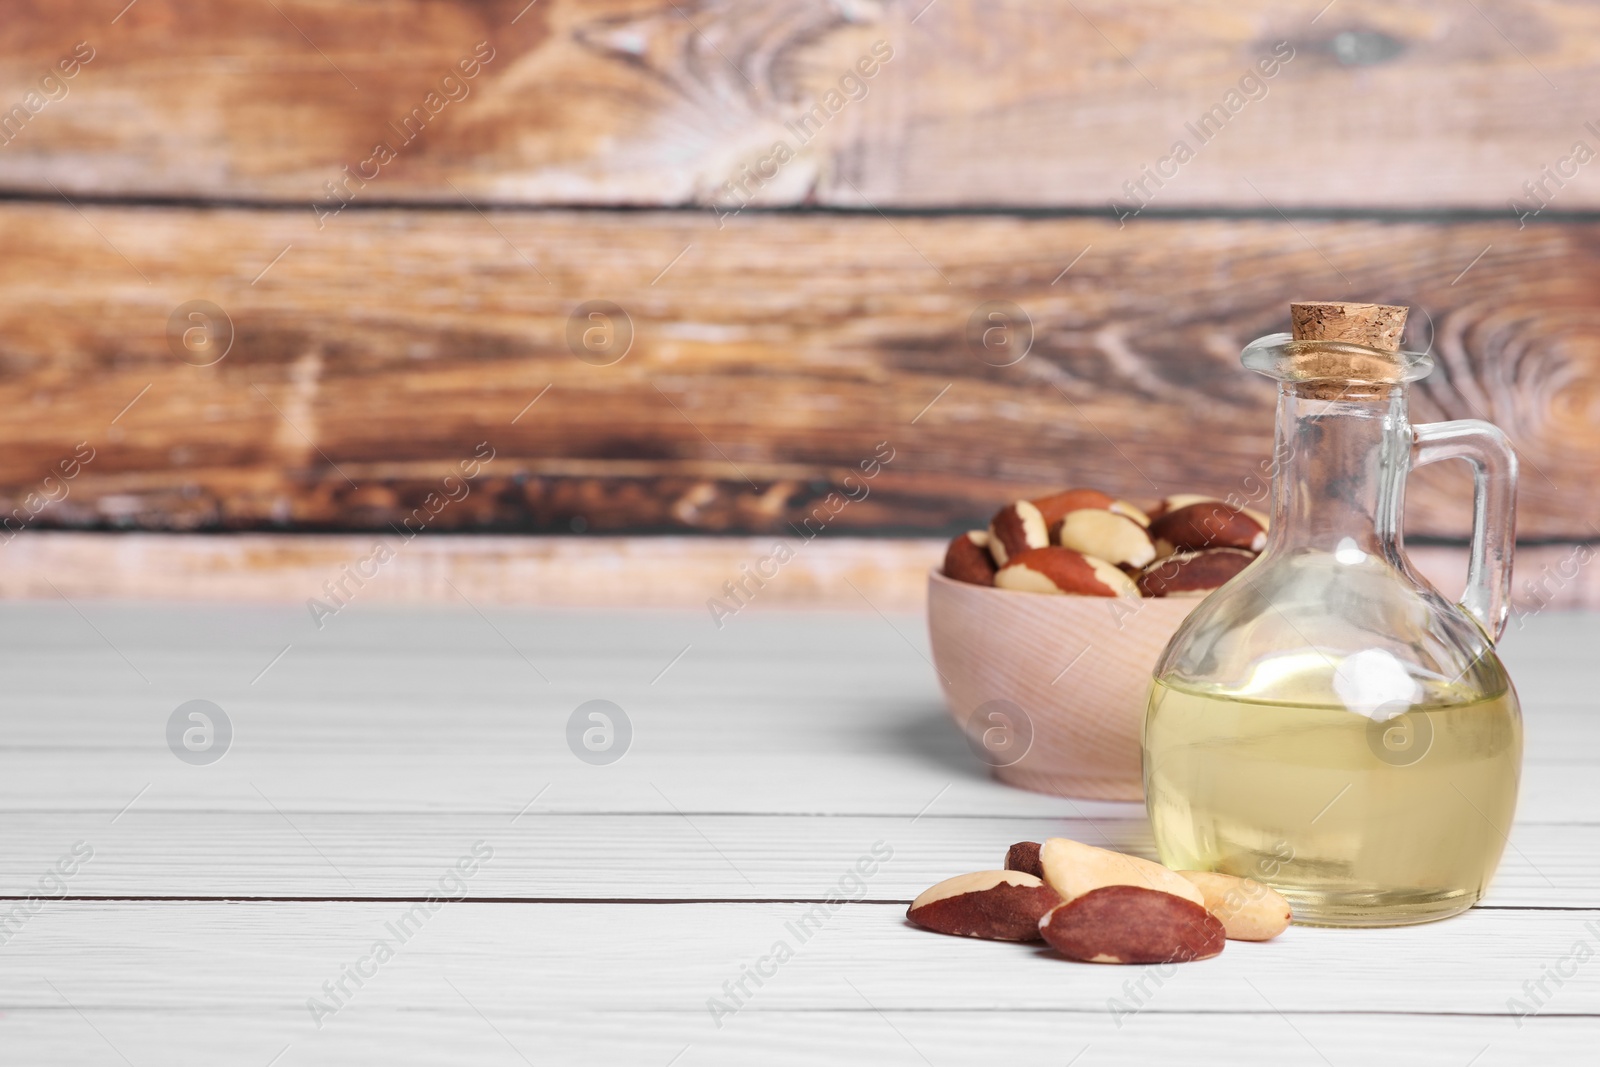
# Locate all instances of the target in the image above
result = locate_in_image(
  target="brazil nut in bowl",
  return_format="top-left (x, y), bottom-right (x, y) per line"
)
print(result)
top-left (926, 489), bottom-right (1269, 801)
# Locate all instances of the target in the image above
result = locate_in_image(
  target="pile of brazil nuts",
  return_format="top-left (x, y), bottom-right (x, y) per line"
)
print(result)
top-left (942, 489), bottom-right (1271, 597)
top-left (907, 838), bottom-right (1290, 963)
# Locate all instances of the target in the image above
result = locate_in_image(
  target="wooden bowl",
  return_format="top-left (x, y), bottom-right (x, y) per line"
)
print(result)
top-left (925, 569), bottom-right (1199, 801)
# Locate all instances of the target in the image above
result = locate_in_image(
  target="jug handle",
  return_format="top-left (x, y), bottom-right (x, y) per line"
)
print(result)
top-left (1410, 420), bottom-right (1518, 641)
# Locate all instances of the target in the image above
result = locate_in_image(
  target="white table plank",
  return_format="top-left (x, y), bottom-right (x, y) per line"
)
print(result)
top-left (2, 1010), bottom-right (1590, 1067)
top-left (3, 902), bottom-right (1597, 1017)
top-left (1, 1010), bottom-right (1591, 1067)
top-left (0, 812), bottom-right (1593, 908)
top-left (0, 603), bottom-right (1594, 821)
top-left (2, 602), bottom-right (1598, 1062)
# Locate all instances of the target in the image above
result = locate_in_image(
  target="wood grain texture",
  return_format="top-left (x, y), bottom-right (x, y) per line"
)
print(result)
top-left (0, 602), bottom-right (1589, 821)
top-left (928, 572), bottom-right (1198, 800)
top-left (2, 812), bottom-right (1595, 907)
top-left (0, 1009), bottom-right (1590, 1067)
top-left (3, 903), bottom-right (1597, 1017)
top-left (2, 205), bottom-right (1598, 539)
top-left (0, 533), bottom-right (944, 609)
top-left (0, 532), bottom-right (1596, 616)
top-left (4, 1), bottom-right (1600, 208)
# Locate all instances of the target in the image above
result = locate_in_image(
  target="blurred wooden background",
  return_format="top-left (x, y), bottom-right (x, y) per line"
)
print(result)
top-left (0, 0), bottom-right (1595, 604)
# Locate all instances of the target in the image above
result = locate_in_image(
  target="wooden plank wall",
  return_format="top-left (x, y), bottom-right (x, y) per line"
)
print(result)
top-left (0, 0), bottom-right (1595, 597)
top-left (7, 0), bottom-right (1600, 209)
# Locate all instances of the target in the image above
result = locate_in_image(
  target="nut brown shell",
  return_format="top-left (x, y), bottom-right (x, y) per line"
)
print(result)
top-left (994, 546), bottom-right (1140, 597)
top-left (1030, 488), bottom-right (1115, 528)
top-left (1149, 502), bottom-right (1267, 555)
top-left (1004, 841), bottom-right (1044, 878)
top-left (1149, 494), bottom-right (1269, 530)
top-left (1137, 548), bottom-right (1257, 597)
top-left (988, 501), bottom-right (1050, 566)
top-left (1039, 884), bottom-right (1226, 964)
top-left (908, 871), bottom-right (1061, 941)
top-left (943, 531), bottom-right (997, 586)
top-left (1148, 493), bottom-right (1216, 522)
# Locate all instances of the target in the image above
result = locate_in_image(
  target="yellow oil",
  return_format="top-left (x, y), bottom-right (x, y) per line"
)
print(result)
top-left (1144, 678), bottom-right (1522, 926)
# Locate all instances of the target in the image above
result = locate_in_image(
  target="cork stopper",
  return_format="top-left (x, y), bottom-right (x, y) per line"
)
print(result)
top-left (1283, 301), bottom-right (1411, 399)
top-left (1290, 302), bottom-right (1408, 352)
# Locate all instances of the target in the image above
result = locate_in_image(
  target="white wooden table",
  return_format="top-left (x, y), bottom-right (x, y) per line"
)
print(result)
top-left (0, 600), bottom-right (1595, 1064)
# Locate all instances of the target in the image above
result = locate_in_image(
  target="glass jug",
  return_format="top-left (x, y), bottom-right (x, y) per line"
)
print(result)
top-left (1143, 301), bottom-right (1522, 927)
